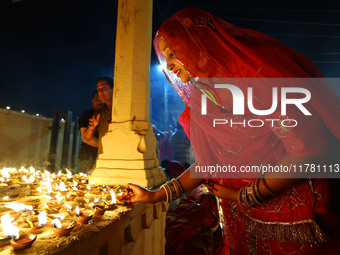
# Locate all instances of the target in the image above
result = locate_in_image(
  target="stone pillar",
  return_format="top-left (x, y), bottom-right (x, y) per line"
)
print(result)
top-left (90, 0), bottom-right (166, 188)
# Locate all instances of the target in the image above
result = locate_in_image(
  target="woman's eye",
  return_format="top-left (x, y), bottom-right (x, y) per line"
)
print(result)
top-left (169, 52), bottom-right (174, 57)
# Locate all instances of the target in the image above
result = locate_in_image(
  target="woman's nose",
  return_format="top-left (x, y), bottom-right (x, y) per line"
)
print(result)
top-left (167, 62), bottom-right (174, 71)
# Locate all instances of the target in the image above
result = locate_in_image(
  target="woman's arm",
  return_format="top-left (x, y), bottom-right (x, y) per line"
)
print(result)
top-left (120, 164), bottom-right (204, 204)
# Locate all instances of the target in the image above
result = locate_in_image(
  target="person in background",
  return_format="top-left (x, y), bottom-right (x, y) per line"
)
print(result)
top-left (89, 77), bottom-right (114, 155)
top-left (170, 122), bottom-right (193, 168)
top-left (78, 90), bottom-right (103, 173)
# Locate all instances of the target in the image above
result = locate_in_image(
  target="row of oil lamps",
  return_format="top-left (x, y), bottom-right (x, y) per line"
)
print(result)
top-left (0, 167), bottom-right (124, 250)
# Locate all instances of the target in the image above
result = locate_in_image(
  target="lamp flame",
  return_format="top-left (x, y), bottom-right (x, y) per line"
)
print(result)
top-left (66, 169), bottom-right (72, 179)
top-left (29, 175), bottom-right (35, 183)
top-left (59, 182), bottom-right (67, 192)
top-left (6, 202), bottom-right (33, 212)
top-left (110, 190), bottom-right (116, 205)
top-left (1, 213), bottom-right (20, 239)
top-left (52, 219), bottom-right (62, 229)
top-left (38, 211), bottom-right (48, 227)
top-left (44, 170), bottom-right (51, 177)
top-left (29, 166), bottom-right (36, 173)
top-left (65, 204), bottom-right (72, 211)
top-left (75, 206), bottom-right (80, 216)
top-left (55, 196), bottom-right (64, 203)
top-left (46, 181), bottom-right (53, 193)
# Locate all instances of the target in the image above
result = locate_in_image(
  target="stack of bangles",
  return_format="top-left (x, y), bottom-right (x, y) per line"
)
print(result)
top-left (160, 178), bottom-right (183, 204)
top-left (237, 178), bottom-right (279, 210)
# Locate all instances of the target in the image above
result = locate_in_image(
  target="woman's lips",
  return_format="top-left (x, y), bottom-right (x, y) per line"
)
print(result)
top-left (175, 70), bottom-right (181, 77)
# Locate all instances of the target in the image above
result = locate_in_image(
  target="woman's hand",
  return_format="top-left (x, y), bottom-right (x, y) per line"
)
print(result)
top-left (119, 184), bottom-right (157, 204)
top-left (205, 181), bottom-right (238, 201)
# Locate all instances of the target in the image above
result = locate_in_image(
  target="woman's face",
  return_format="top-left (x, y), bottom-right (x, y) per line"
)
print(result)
top-left (158, 37), bottom-right (191, 83)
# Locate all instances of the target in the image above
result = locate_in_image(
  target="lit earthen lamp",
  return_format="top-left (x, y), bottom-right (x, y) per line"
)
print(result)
top-left (10, 234), bottom-right (37, 250)
top-left (0, 213), bottom-right (20, 247)
top-left (31, 187), bottom-right (44, 196)
top-left (0, 195), bottom-right (19, 202)
top-left (65, 193), bottom-right (76, 201)
top-left (21, 211), bottom-right (48, 235)
top-left (0, 235), bottom-right (11, 248)
top-left (52, 219), bottom-right (75, 236)
top-left (74, 206), bottom-right (93, 225)
top-left (64, 204), bottom-right (77, 216)
top-left (85, 202), bottom-right (106, 217)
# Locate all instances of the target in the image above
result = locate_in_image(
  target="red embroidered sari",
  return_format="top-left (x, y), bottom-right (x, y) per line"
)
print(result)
top-left (154, 8), bottom-right (340, 255)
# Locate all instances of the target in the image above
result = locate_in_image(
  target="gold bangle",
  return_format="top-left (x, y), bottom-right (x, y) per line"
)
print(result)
top-left (161, 185), bottom-right (169, 204)
top-left (254, 178), bottom-right (265, 201)
top-left (165, 183), bottom-right (172, 202)
top-left (242, 185), bottom-right (252, 208)
top-left (237, 187), bottom-right (251, 210)
top-left (250, 181), bottom-right (263, 205)
top-left (170, 179), bottom-right (180, 199)
top-left (171, 178), bottom-right (183, 198)
top-left (168, 182), bottom-right (177, 200)
top-left (245, 184), bottom-right (256, 207)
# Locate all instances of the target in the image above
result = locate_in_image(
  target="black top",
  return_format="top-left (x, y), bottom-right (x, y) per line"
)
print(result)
top-left (78, 109), bottom-right (98, 160)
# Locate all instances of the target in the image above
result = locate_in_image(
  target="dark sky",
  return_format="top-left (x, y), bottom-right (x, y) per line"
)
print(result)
top-left (1, 0), bottom-right (340, 123)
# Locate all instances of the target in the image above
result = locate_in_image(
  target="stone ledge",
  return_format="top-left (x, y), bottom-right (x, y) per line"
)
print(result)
top-left (0, 202), bottom-right (166, 255)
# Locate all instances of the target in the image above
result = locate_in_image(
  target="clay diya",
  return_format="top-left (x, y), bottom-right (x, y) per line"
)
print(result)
top-left (46, 201), bottom-right (63, 210)
top-left (31, 190), bottom-right (44, 196)
top-left (78, 184), bottom-right (87, 191)
top-left (0, 210), bottom-right (22, 221)
top-left (93, 207), bottom-right (106, 216)
top-left (84, 201), bottom-right (106, 216)
top-left (45, 208), bottom-right (61, 215)
top-left (65, 193), bottom-right (76, 201)
top-left (76, 190), bottom-right (85, 197)
top-left (0, 235), bottom-right (11, 248)
top-left (0, 194), bottom-right (19, 202)
top-left (28, 183), bottom-right (39, 190)
top-left (23, 199), bottom-right (42, 208)
top-left (59, 190), bottom-right (69, 196)
top-left (66, 209), bottom-right (77, 216)
top-left (21, 215), bottom-right (39, 223)
top-left (10, 234), bottom-right (36, 250)
top-left (21, 221), bottom-right (46, 235)
top-left (89, 188), bottom-right (100, 195)
top-left (74, 210), bottom-right (93, 225)
top-left (52, 220), bottom-right (75, 236)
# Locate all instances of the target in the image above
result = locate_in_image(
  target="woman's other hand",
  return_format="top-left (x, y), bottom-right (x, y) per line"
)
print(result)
top-left (205, 181), bottom-right (238, 201)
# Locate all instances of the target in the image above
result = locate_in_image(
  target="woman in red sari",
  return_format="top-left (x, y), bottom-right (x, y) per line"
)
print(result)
top-left (120, 8), bottom-right (340, 254)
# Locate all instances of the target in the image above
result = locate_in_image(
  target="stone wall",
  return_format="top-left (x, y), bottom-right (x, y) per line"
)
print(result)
top-left (0, 108), bottom-right (80, 170)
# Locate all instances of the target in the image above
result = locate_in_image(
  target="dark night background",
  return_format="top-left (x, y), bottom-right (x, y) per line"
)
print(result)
top-left (1, 0), bottom-right (340, 130)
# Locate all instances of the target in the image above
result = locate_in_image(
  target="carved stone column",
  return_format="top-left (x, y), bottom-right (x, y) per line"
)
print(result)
top-left (90, 0), bottom-right (166, 188)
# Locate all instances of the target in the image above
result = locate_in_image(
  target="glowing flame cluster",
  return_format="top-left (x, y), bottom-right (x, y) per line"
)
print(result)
top-left (1, 213), bottom-right (20, 239)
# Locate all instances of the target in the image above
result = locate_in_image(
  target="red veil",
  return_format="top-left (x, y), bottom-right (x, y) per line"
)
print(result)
top-left (154, 8), bottom-right (340, 254)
